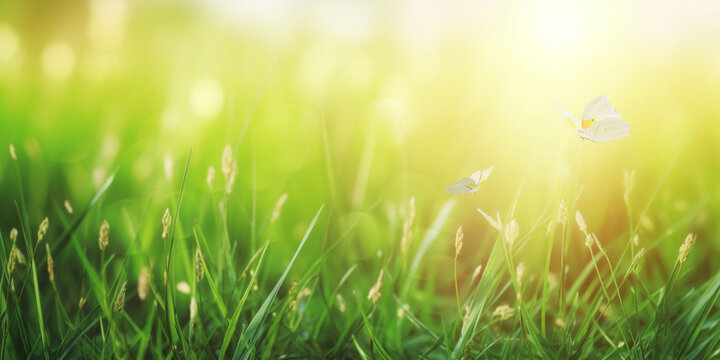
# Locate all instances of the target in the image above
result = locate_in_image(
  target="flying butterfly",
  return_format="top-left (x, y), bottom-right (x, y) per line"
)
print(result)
top-left (554, 95), bottom-right (630, 143)
top-left (445, 166), bottom-right (493, 194)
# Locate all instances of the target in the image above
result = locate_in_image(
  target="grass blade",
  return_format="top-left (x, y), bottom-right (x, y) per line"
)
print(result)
top-left (232, 205), bottom-right (324, 358)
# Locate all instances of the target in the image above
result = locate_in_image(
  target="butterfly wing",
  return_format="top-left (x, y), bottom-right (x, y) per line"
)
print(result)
top-left (554, 101), bottom-right (579, 128)
top-left (479, 165), bottom-right (493, 183)
top-left (583, 118), bottom-right (630, 142)
top-left (470, 166), bottom-right (493, 186)
top-left (449, 167), bottom-right (493, 195)
top-left (582, 95), bottom-right (621, 121)
top-left (470, 170), bottom-right (483, 184)
top-left (457, 177), bottom-right (475, 186)
top-left (445, 184), bottom-right (473, 194)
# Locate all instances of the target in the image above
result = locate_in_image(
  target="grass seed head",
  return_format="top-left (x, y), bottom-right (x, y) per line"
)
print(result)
top-left (225, 160), bottom-right (237, 194)
top-left (575, 210), bottom-right (588, 235)
top-left (271, 193), bottom-right (289, 223)
top-left (678, 233), bottom-right (696, 264)
top-left (7, 247), bottom-right (17, 276)
top-left (585, 233), bottom-right (597, 249)
top-left (138, 267), bottom-right (151, 301)
top-left (8, 245), bottom-right (26, 276)
top-left (401, 197), bottom-right (416, 253)
top-left (477, 207), bottom-right (502, 231)
top-left (9, 143), bottom-right (17, 160)
top-left (288, 280), bottom-right (298, 296)
top-left (46, 243), bottom-right (54, 282)
top-left (78, 297), bottom-right (86, 309)
top-left (546, 219), bottom-right (555, 235)
top-left (368, 269), bottom-right (384, 305)
top-left (548, 201), bottom-right (569, 235)
top-left (164, 155), bottom-right (174, 181)
top-left (454, 225), bottom-right (464, 258)
top-left (463, 305), bottom-right (471, 323)
top-left (516, 262), bottom-right (525, 284)
top-left (409, 196), bottom-right (416, 220)
top-left (162, 208), bottom-right (171, 241)
top-left (190, 297), bottom-right (198, 323)
top-left (98, 220), bottom-right (110, 251)
top-left (10, 228), bottom-right (17, 242)
top-left (292, 288), bottom-right (312, 312)
top-left (288, 299), bottom-right (298, 314)
top-left (64, 199), bottom-right (73, 215)
top-left (195, 247), bottom-right (204, 282)
top-left (633, 234), bottom-right (639, 246)
top-left (504, 219), bottom-right (519, 250)
top-left (38, 217), bottom-right (49, 243)
top-left (221, 144), bottom-right (233, 179)
top-left (630, 248), bottom-right (646, 272)
top-left (114, 281), bottom-right (127, 312)
top-left (493, 304), bottom-right (513, 320)
top-left (472, 264), bottom-right (483, 280)
top-left (401, 221), bottom-right (412, 253)
top-left (557, 200), bottom-right (568, 226)
top-left (14, 245), bottom-right (26, 265)
top-left (336, 294), bottom-right (346, 312)
top-left (623, 169), bottom-right (635, 206)
top-left (206, 165), bottom-right (215, 189)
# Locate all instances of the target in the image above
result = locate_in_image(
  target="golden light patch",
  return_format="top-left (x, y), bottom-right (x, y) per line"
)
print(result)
top-left (581, 119), bottom-right (596, 129)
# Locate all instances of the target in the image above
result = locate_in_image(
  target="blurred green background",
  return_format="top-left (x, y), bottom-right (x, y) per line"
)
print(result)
top-left (1, 0), bottom-right (719, 307)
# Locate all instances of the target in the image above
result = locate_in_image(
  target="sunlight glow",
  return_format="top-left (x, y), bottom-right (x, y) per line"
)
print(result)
top-left (0, 24), bottom-right (19, 62)
top-left (189, 77), bottom-right (225, 120)
top-left (42, 42), bottom-right (76, 80)
top-left (530, 1), bottom-right (588, 51)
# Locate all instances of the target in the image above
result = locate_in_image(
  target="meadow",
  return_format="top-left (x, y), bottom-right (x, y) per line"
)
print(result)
top-left (2, 1), bottom-right (720, 359)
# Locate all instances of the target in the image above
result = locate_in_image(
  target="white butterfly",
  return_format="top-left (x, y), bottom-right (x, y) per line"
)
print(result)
top-left (445, 166), bottom-right (493, 194)
top-left (554, 95), bottom-right (630, 143)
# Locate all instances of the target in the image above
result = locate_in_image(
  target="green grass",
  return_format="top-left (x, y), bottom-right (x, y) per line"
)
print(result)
top-left (3, 121), bottom-right (719, 359)
top-left (2, 2), bottom-right (720, 358)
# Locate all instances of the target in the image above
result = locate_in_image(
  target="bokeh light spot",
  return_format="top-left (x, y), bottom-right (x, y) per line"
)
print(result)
top-left (42, 42), bottom-right (76, 80)
top-left (189, 77), bottom-right (225, 120)
top-left (0, 24), bottom-right (19, 62)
